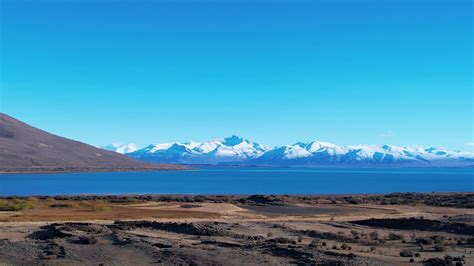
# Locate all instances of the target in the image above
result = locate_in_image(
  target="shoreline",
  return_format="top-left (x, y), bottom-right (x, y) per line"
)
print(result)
top-left (0, 166), bottom-right (191, 175)
top-left (1, 165), bottom-right (473, 175)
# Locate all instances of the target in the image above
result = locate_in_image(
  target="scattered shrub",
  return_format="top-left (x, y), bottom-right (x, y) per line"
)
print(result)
top-left (0, 199), bottom-right (35, 211)
top-left (308, 239), bottom-right (319, 248)
top-left (389, 233), bottom-right (404, 240)
top-left (400, 250), bottom-right (414, 257)
top-left (434, 245), bottom-right (445, 252)
top-left (271, 237), bottom-right (296, 244)
top-left (26, 197), bottom-right (38, 202)
top-left (72, 236), bottom-right (98, 245)
top-left (341, 243), bottom-right (350, 250)
top-left (417, 237), bottom-right (433, 245)
top-left (369, 231), bottom-right (379, 240)
top-left (49, 203), bottom-right (76, 208)
top-left (430, 235), bottom-right (445, 244)
top-left (180, 204), bottom-right (202, 209)
top-left (92, 204), bottom-right (112, 212)
top-left (424, 257), bottom-right (445, 265)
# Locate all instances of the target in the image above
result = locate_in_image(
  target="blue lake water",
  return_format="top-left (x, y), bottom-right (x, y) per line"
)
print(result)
top-left (0, 168), bottom-right (473, 196)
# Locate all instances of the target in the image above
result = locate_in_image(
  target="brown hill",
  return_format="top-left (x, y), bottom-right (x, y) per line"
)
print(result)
top-left (0, 113), bottom-right (184, 173)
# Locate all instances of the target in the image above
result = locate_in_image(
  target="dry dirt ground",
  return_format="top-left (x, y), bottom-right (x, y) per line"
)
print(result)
top-left (0, 194), bottom-right (473, 265)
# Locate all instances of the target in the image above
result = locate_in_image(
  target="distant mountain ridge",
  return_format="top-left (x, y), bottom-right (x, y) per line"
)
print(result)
top-left (104, 136), bottom-right (474, 167)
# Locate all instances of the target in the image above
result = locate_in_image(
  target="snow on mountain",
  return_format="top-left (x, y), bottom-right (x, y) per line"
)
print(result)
top-left (103, 143), bottom-right (139, 154)
top-left (127, 136), bottom-right (270, 164)
top-left (303, 141), bottom-right (340, 153)
top-left (110, 137), bottom-right (474, 167)
top-left (210, 136), bottom-right (269, 159)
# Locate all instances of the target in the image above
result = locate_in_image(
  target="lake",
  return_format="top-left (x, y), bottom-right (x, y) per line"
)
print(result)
top-left (0, 167), bottom-right (473, 196)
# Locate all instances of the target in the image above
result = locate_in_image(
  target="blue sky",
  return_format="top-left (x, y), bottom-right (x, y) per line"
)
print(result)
top-left (1, 0), bottom-right (472, 150)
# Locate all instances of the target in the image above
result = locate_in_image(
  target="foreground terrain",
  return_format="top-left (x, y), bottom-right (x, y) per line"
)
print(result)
top-left (0, 193), bottom-right (473, 265)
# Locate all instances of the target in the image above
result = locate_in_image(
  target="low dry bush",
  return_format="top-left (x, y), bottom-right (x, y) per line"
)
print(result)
top-left (49, 203), bottom-right (77, 208)
top-left (0, 199), bottom-right (35, 211)
top-left (389, 233), bottom-right (404, 240)
top-left (92, 204), bottom-right (112, 212)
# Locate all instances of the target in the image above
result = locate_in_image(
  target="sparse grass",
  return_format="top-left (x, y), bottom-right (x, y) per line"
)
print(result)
top-left (26, 197), bottom-right (38, 202)
top-left (0, 198), bottom-right (222, 222)
top-left (92, 204), bottom-right (112, 212)
top-left (0, 199), bottom-right (35, 211)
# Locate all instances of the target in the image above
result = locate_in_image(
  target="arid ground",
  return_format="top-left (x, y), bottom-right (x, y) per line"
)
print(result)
top-left (0, 193), bottom-right (473, 265)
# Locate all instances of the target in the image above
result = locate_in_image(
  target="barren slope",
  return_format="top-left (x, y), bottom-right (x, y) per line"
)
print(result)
top-left (0, 113), bottom-right (183, 173)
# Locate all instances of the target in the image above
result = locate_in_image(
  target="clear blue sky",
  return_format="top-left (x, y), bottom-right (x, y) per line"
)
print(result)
top-left (1, 0), bottom-right (472, 150)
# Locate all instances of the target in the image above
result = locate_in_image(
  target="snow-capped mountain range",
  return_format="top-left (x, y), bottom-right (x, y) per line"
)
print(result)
top-left (103, 136), bottom-right (474, 167)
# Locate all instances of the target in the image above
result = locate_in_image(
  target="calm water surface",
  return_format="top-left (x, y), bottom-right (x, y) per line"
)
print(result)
top-left (0, 168), bottom-right (473, 196)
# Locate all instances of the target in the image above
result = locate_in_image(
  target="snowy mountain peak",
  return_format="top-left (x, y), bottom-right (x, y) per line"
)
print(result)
top-left (105, 137), bottom-right (474, 167)
top-left (222, 135), bottom-right (244, 146)
top-left (284, 145), bottom-right (312, 159)
top-left (305, 141), bottom-right (339, 152)
top-left (103, 143), bottom-right (139, 154)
